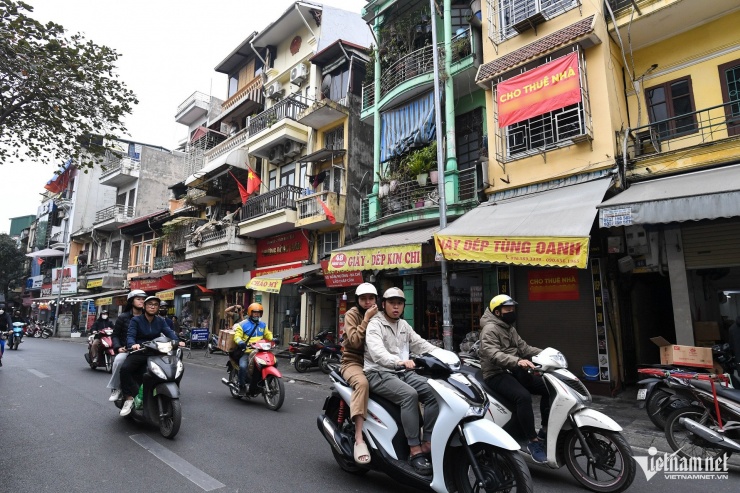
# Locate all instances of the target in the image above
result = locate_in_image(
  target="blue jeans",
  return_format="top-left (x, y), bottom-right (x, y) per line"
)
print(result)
top-left (0, 338), bottom-right (5, 355)
top-left (238, 352), bottom-right (253, 388)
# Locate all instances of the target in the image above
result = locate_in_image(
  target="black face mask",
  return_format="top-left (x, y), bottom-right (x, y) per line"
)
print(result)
top-left (500, 312), bottom-right (517, 325)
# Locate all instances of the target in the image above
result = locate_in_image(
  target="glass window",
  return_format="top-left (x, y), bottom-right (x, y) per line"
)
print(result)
top-left (498, 0), bottom-right (578, 39)
top-left (318, 231), bottom-right (340, 259)
top-left (456, 108), bottom-right (482, 171)
top-left (504, 103), bottom-right (584, 158)
top-left (280, 162), bottom-right (296, 187)
top-left (228, 72), bottom-right (239, 98)
top-left (269, 169), bottom-right (277, 190)
top-left (324, 126), bottom-right (344, 149)
top-left (646, 77), bottom-right (697, 139)
top-left (298, 162), bottom-right (309, 190)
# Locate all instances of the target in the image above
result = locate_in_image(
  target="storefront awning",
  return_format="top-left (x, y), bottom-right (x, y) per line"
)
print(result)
top-left (155, 283), bottom-right (211, 301)
top-left (597, 164), bottom-right (740, 227)
top-left (247, 264), bottom-right (322, 293)
top-left (435, 178), bottom-right (612, 268)
top-left (25, 248), bottom-right (64, 258)
top-left (184, 148), bottom-right (249, 187)
top-left (327, 226), bottom-right (439, 272)
top-left (68, 289), bottom-right (128, 301)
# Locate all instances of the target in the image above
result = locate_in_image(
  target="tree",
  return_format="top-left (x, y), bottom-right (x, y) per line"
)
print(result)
top-left (0, 233), bottom-right (27, 304)
top-left (0, 0), bottom-right (138, 170)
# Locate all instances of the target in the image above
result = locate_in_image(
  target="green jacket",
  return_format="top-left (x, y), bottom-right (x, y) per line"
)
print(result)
top-left (479, 308), bottom-right (541, 380)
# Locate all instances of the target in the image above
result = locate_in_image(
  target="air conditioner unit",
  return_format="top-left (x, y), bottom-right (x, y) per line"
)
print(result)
top-left (122, 279), bottom-right (130, 289)
top-left (290, 63), bottom-right (308, 86)
top-left (266, 82), bottom-right (284, 100)
top-left (269, 144), bottom-right (285, 164)
top-left (283, 140), bottom-right (303, 158)
top-left (205, 205), bottom-right (215, 219)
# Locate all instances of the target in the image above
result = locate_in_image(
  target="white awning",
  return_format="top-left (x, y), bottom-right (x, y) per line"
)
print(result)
top-left (184, 148), bottom-right (249, 187)
top-left (598, 164), bottom-right (740, 227)
top-left (25, 248), bottom-right (64, 258)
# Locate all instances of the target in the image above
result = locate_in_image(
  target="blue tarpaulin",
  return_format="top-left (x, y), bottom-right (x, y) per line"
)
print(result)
top-left (380, 92), bottom-right (436, 162)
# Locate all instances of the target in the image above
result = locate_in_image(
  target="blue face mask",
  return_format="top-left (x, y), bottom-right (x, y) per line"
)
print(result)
top-left (250, 315), bottom-right (260, 323)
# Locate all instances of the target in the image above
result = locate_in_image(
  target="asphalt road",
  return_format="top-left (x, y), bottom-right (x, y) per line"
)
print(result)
top-left (0, 337), bottom-right (736, 492)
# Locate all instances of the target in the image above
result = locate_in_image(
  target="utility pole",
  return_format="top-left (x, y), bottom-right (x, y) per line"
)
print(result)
top-left (52, 201), bottom-right (71, 337)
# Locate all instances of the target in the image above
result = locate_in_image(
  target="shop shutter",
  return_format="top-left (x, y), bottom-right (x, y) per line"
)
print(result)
top-left (512, 266), bottom-right (598, 375)
top-left (682, 220), bottom-right (740, 269)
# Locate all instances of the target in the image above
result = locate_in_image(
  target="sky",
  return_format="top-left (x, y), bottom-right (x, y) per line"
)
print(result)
top-left (0, 0), bottom-right (370, 233)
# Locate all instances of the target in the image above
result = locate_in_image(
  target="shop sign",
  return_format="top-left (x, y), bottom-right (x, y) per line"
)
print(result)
top-left (27, 275), bottom-right (43, 289)
top-left (41, 283), bottom-right (52, 297)
top-left (321, 260), bottom-right (363, 287)
top-left (95, 297), bottom-right (112, 306)
top-left (156, 290), bottom-right (175, 301)
top-left (248, 277), bottom-right (282, 294)
top-left (86, 279), bottom-right (103, 288)
top-left (527, 269), bottom-right (580, 301)
top-left (51, 265), bottom-right (78, 295)
top-left (591, 259), bottom-right (610, 381)
top-left (435, 235), bottom-right (590, 269)
top-left (497, 52), bottom-right (581, 128)
top-left (129, 274), bottom-right (176, 292)
top-left (327, 244), bottom-right (422, 272)
top-left (256, 231), bottom-right (309, 267)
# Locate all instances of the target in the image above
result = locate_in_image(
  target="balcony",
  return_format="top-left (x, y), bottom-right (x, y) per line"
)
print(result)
top-left (153, 255), bottom-right (175, 271)
top-left (238, 185), bottom-right (303, 238)
top-left (86, 257), bottom-right (125, 274)
top-left (186, 187), bottom-right (217, 205)
top-left (209, 77), bottom-right (263, 129)
top-left (185, 223), bottom-right (256, 261)
top-left (296, 92), bottom-right (349, 130)
top-left (93, 204), bottom-right (135, 231)
top-left (295, 191), bottom-right (345, 230)
top-left (607, 0), bottom-right (733, 51)
top-left (175, 91), bottom-right (211, 125)
top-left (245, 98), bottom-right (310, 159)
top-left (100, 152), bottom-right (140, 188)
top-left (167, 224), bottom-right (192, 251)
top-left (622, 101), bottom-right (740, 174)
top-left (128, 264), bottom-right (151, 275)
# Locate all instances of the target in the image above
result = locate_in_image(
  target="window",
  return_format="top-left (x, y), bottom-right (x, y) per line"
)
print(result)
top-left (456, 108), bottom-right (483, 171)
top-left (497, 0), bottom-right (578, 40)
top-left (718, 59), bottom-right (740, 137)
top-left (319, 166), bottom-right (343, 194)
top-left (298, 162), bottom-right (309, 190)
top-left (228, 72), bottom-right (239, 98)
top-left (324, 126), bottom-right (345, 150)
top-left (318, 231), bottom-right (340, 259)
top-left (505, 102), bottom-right (584, 157)
top-left (268, 168), bottom-right (277, 190)
top-left (645, 77), bottom-right (697, 140)
top-left (280, 163), bottom-right (296, 187)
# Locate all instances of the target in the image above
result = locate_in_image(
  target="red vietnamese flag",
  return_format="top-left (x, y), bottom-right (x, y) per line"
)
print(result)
top-left (246, 166), bottom-right (262, 195)
top-left (37, 258), bottom-right (44, 265)
top-left (229, 171), bottom-right (250, 205)
top-left (317, 198), bottom-right (336, 224)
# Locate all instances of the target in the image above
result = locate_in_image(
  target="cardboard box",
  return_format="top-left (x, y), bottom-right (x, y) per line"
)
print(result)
top-left (650, 336), bottom-right (713, 369)
top-left (218, 329), bottom-right (236, 353)
top-left (693, 321), bottom-right (720, 342)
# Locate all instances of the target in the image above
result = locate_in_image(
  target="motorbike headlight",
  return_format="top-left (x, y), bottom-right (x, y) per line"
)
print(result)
top-left (149, 361), bottom-right (167, 379)
top-left (254, 356), bottom-right (268, 366)
top-left (175, 361), bottom-right (184, 379)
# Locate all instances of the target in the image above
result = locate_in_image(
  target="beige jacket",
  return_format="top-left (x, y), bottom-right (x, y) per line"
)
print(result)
top-left (364, 312), bottom-right (436, 372)
top-left (479, 308), bottom-right (541, 380)
top-left (341, 306), bottom-right (367, 367)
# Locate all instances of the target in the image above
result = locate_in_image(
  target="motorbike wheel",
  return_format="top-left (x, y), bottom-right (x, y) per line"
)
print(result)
top-left (646, 389), bottom-right (688, 430)
top-left (158, 395), bottom-right (182, 439)
top-left (263, 375), bottom-right (285, 411)
top-left (562, 428), bottom-right (636, 493)
top-left (105, 355), bottom-right (113, 373)
top-left (33, 329), bottom-right (41, 338)
top-left (41, 330), bottom-right (50, 339)
top-left (319, 353), bottom-right (340, 374)
top-left (453, 445), bottom-right (532, 493)
top-left (664, 405), bottom-right (729, 460)
top-left (294, 357), bottom-right (311, 373)
top-left (228, 368), bottom-right (242, 399)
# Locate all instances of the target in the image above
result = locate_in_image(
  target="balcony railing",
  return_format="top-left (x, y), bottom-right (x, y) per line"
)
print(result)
top-left (153, 255), bottom-right (175, 270)
top-left (101, 153), bottom-right (141, 179)
top-left (87, 257), bottom-right (123, 273)
top-left (176, 91), bottom-right (210, 117)
top-left (240, 185), bottom-right (304, 221)
top-left (168, 224), bottom-right (193, 251)
top-left (128, 264), bottom-right (151, 275)
top-left (219, 77), bottom-right (263, 115)
top-left (621, 101), bottom-right (740, 167)
top-left (247, 98), bottom-right (308, 136)
top-left (94, 204), bottom-right (135, 223)
top-left (296, 191), bottom-right (341, 221)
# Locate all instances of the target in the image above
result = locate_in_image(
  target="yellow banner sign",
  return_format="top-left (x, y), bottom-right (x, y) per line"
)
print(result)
top-left (95, 297), bottom-right (112, 306)
top-left (86, 279), bottom-right (103, 288)
top-left (435, 235), bottom-right (590, 268)
top-left (247, 277), bottom-right (283, 293)
top-left (327, 244), bottom-right (422, 272)
top-left (156, 290), bottom-right (175, 301)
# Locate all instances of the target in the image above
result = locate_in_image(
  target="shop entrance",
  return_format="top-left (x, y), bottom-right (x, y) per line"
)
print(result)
top-left (628, 273), bottom-right (675, 378)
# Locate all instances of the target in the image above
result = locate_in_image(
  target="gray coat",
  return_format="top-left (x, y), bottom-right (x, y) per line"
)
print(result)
top-left (479, 308), bottom-right (541, 380)
top-left (364, 312), bottom-right (436, 372)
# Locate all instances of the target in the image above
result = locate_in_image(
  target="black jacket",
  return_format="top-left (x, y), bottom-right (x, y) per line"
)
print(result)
top-left (92, 318), bottom-right (114, 333)
top-left (112, 311), bottom-right (134, 350)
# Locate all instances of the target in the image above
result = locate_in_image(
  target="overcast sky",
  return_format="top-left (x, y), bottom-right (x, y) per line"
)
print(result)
top-left (0, 0), bottom-right (370, 233)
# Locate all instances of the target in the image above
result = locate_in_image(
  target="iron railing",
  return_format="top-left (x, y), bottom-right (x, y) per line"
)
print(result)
top-left (128, 264), bottom-right (151, 274)
top-left (175, 91), bottom-right (210, 118)
top-left (168, 224), bottom-right (194, 251)
top-left (248, 97), bottom-right (308, 136)
top-left (240, 185), bottom-right (303, 221)
top-left (153, 255), bottom-right (175, 270)
top-left (620, 100), bottom-right (740, 167)
top-left (87, 258), bottom-right (123, 273)
top-left (296, 191), bottom-right (341, 221)
top-left (101, 152), bottom-right (140, 179)
top-left (94, 204), bottom-right (135, 223)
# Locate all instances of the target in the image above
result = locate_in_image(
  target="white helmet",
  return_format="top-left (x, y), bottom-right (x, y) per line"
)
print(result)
top-left (382, 287), bottom-right (405, 300)
top-left (355, 283), bottom-right (378, 297)
top-left (127, 289), bottom-right (147, 300)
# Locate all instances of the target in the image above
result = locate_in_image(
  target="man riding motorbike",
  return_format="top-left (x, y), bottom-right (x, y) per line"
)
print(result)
top-left (233, 303), bottom-right (272, 396)
top-left (89, 312), bottom-right (114, 365)
top-left (159, 301), bottom-right (175, 331)
top-left (0, 308), bottom-right (11, 366)
top-left (106, 289), bottom-right (146, 401)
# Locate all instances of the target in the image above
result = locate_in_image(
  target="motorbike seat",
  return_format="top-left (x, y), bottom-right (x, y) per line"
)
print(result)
top-left (474, 369), bottom-right (517, 410)
top-left (693, 380), bottom-right (740, 401)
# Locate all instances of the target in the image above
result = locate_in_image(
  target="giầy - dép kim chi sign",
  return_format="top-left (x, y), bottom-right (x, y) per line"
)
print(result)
top-left (434, 235), bottom-right (590, 269)
top-left (497, 52), bottom-right (581, 128)
top-left (327, 244), bottom-right (422, 272)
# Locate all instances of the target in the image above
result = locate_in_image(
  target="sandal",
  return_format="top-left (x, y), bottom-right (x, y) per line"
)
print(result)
top-left (408, 453), bottom-right (432, 475)
top-left (353, 441), bottom-right (371, 465)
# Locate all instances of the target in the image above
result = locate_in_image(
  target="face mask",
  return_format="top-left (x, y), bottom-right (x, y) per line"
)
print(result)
top-left (101, 314), bottom-right (108, 319)
top-left (250, 315), bottom-right (260, 323)
top-left (501, 312), bottom-right (517, 325)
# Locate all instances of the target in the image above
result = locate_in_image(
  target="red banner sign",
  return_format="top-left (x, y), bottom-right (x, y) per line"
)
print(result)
top-left (527, 268), bottom-right (580, 301)
top-left (321, 260), bottom-right (363, 288)
top-left (249, 262), bottom-right (307, 286)
top-left (256, 231), bottom-right (309, 267)
top-left (497, 52), bottom-right (581, 128)
top-left (129, 274), bottom-right (177, 292)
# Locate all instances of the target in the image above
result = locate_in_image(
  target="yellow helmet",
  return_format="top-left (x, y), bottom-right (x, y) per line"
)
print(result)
top-left (489, 294), bottom-right (517, 312)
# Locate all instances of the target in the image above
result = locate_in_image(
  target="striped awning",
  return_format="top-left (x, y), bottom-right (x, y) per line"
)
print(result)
top-left (380, 92), bottom-right (436, 162)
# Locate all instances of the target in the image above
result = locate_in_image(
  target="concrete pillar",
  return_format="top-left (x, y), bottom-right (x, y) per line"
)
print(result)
top-left (664, 226), bottom-right (693, 345)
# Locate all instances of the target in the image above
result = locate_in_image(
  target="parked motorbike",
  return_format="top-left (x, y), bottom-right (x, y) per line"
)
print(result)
top-left (291, 330), bottom-right (342, 374)
top-left (207, 332), bottom-right (221, 353)
top-left (9, 322), bottom-right (24, 350)
top-left (113, 337), bottom-right (184, 439)
top-left (319, 348), bottom-right (533, 493)
top-left (460, 347), bottom-right (636, 493)
top-left (39, 322), bottom-right (53, 339)
top-left (84, 328), bottom-right (115, 372)
top-left (221, 339), bottom-right (284, 411)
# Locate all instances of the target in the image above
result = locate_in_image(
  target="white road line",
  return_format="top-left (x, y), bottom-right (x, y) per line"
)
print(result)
top-left (130, 434), bottom-right (225, 491)
top-left (27, 369), bottom-right (49, 378)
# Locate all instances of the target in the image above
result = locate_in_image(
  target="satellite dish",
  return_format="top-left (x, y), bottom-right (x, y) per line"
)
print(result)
top-left (321, 74), bottom-right (332, 99)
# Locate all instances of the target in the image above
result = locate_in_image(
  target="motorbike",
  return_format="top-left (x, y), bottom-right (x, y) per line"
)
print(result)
top-left (221, 339), bottom-right (285, 411)
top-left (207, 332), bottom-right (221, 353)
top-left (113, 337), bottom-right (184, 439)
top-left (460, 347), bottom-right (636, 493)
top-left (291, 329), bottom-right (342, 374)
top-left (9, 322), bottom-right (25, 350)
top-left (84, 328), bottom-right (116, 372)
top-left (319, 348), bottom-right (533, 493)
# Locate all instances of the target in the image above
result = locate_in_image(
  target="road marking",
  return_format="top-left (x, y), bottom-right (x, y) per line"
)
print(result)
top-left (27, 369), bottom-right (49, 378)
top-left (130, 434), bottom-right (225, 491)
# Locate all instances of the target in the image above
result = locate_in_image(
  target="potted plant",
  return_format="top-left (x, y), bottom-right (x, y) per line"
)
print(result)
top-left (376, 170), bottom-right (390, 198)
top-left (411, 188), bottom-right (426, 208)
top-left (402, 145), bottom-right (433, 186)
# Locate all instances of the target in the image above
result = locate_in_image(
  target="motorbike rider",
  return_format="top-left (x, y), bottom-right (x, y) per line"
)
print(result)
top-left (159, 301), bottom-right (175, 331)
top-left (341, 282), bottom-right (379, 465)
top-left (11, 310), bottom-right (24, 345)
top-left (119, 296), bottom-right (184, 417)
top-left (364, 287), bottom-right (438, 475)
top-left (479, 294), bottom-right (549, 463)
top-left (89, 311), bottom-right (115, 365)
top-left (106, 289), bottom-right (146, 402)
top-left (233, 303), bottom-right (272, 396)
top-left (0, 308), bottom-right (11, 366)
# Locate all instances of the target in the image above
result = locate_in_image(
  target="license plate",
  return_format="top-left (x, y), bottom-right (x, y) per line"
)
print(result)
top-left (636, 388), bottom-right (647, 400)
